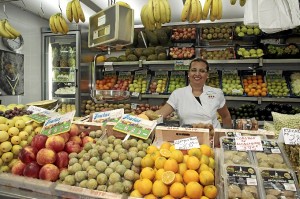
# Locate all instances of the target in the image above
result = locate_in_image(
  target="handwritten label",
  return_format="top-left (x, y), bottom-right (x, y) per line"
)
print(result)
top-left (174, 136), bottom-right (200, 150)
top-left (27, 106), bottom-right (48, 114)
top-left (41, 111), bottom-right (75, 136)
top-left (92, 109), bottom-right (124, 123)
top-left (235, 136), bottom-right (263, 151)
top-left (266, 70), bottom-right (283, 77)
top-left (104, 62), bottom-right (113, 71)
top-left (113, 114), bottom-right (157, 139)
top-left (282, 128), bottom-right (300, 145)
top-left (174, 60), bottom-right (189, 71)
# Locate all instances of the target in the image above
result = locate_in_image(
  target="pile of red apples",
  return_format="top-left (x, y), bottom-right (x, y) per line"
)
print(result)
top-left (11, 124), bottom-right (94, 182)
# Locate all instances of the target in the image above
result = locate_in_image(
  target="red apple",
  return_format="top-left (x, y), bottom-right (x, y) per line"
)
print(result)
top-left (58, 132), bottom-right (70, 143)
top-left (23, 162), bottom-right (40, 178)
top-left (55, 151), bottom-right (69, 169)
top-left (36, 148), bottom-right (57, 166)
top-left (64, 141), bottom-right (81, 153)
top-left (31, 134), bottom-right (48, 150)
top-left (82, 136), bottom-right (94, 146)
top-left (45, 135), bottom-right (65, 152)
top-left (18, 146), bottom-right (38, 164)
top-left (39, 164), bottom-right (60, 182)
top-left (69, 124), bottom-right (79, 136)
top-left (69, 136), bottom-right (82, 146)
top-left (11, 160), bottom-right (26, 176)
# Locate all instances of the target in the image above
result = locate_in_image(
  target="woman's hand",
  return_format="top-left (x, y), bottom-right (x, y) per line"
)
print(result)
top-left (217, 104), bottom-right (233, 129)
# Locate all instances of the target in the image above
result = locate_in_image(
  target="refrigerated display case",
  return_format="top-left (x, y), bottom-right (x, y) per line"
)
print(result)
top-left (41, 27), bottom-right (81, 116)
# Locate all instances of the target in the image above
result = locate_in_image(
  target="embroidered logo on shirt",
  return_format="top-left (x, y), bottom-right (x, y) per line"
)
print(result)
top-left (206, 91), bottom-right (216, 99)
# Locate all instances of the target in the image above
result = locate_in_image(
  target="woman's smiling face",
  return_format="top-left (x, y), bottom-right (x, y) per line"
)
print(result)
top-left (188, 60), bottom-right (209, 86)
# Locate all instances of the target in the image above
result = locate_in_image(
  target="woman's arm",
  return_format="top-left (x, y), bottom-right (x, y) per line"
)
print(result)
top-left (217, 104), bottom-right (233, 129)
top-left (155, 103), bottom-right (174, 118)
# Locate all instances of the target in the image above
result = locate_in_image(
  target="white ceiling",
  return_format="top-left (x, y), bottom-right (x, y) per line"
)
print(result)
top-left (9, 0), bottom-right (245, 27)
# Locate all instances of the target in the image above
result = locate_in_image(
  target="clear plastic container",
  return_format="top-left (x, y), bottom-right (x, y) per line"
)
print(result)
top-left (259, 168), bottom-right (299, 199)
top-left (224, 165), bottom-right (261, 199)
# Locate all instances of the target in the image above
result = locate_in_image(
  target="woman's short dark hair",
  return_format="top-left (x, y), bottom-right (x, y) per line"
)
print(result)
top-left (189, 58), bottom-right (209, 72)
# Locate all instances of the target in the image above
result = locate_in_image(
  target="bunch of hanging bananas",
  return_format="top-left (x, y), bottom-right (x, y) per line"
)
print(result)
top-left (49, 13), bottom-right (69, 34)
top-left (202, 0), bottom-right (223, 21)
top-left (181, 0), bottom-right (203, 22)
top-left (140, 0), bottom-right (171, 30)
top-left (0, 19), bottom-right (21, 39)
top-left (115, 1), bottom-right (131, 8)
top-left (230, 0), bottom-right (246, 6)
top-left (66, 0), bottom-right (85, 23)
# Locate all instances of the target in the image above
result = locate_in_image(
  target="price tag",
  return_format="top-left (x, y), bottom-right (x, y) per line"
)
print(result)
top-left (41, 111), bottom-right (75, 136)
top-left (283, 183), bottom-right (297, 191)
top-left (27, 106), bottom-right (48, 114)
top-left (271, 148), bottom-right (281, 153)
top-left (131, 92), bottom-right (140, 97)
top-left (246, 178), bottom-right (258, 186)
top-left (235, 136), bottom-right (263, 151)
top-left (223, 70), bottom-right (238, 75)
top-left (104, 62), bottom-right (114, 71)
top-left (131, 103), bottom-right (138, 109)
top-left (174, 60), bottom-right (189, 71)
top-left (266, 70), bottom-right (283, 78)
top-left (282, 128), bottom-right (300, 145)
top-left (28, 106), bottom-right (60, 123)
top-left (174, 136), bottom-right (200, 150)
top-left (91, 109), bottom-right (124, 123)
top-left (232, 89), bottom-right (242, 94)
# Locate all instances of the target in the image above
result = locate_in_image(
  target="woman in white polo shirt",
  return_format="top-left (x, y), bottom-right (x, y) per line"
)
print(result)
top-left (157, 58), bottom-right (232, 129)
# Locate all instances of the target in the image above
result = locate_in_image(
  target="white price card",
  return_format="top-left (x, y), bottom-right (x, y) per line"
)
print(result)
top-left (104, 62), bottom-right (114, 71)
top-left (235, 136), bottom-right (263, 151)
top-left (131, 92), bottom-right (140, 97)
top-left (174, 136), bottom-right (200, 150)
top-left (281, 128), bottom-right (300, 145)
top-left (246, 178), bottom-right (257, 186)
top-left (283, 183), bottom-right (297, 191)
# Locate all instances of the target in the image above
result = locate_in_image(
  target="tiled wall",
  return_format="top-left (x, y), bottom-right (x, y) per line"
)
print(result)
top-left (0, 3), bottom-right (49, 105)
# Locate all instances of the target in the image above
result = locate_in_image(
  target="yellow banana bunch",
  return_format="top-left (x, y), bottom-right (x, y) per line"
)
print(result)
top-left (0, 19), bottom-right (21, 39)
top-left (239, 0), bottom-right (246, 6)
top-left (181, 0), bottom-right (202, 22)
top-left (66, 0), bottom-right (85, 23)
top-left (116, 1), bottom-right (131, 8)
top-left (140, 0), bottom-right (171, 30)
top-left (202, 0), bottom-right (222, 21)
top-left (49, 13), bottom-right (69, 34)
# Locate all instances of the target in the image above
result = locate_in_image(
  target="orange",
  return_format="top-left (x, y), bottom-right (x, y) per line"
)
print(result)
top-left (208, 157), bottom-right (215, 169)
top-left (183, 154), bottom-right (190, 163)
top-left (200, 144), bottom-right (212, 157)
top-left (253, 92), bottom-right (259, 97)
top-left (140, 167), bottom-right (156, 180)
top-left (258, 79), bottom-right (263, 83)
top-left (147, 145), bottom-right (159, 154)
top-left (162, 171), bottom-right (176, 185)
top-left (130, 189), bottom-right (143, 197)
top-left (144, 194), bottom-right (157, 199)
top-left (250, 88), bottom-right (256, 93)
top-left (152, 180), bottom-right (168, 197)
top-left (261, 91), bottom-right (267, 96)
top-left (203, 185), bottom-right (218, 198)
top-left (151, 151), bottom-right (161, 161)
top-left (251, 76), bottom-right (257, 80)
top-left (178, 163), bottom-right (187, 176)
top-left (200, 197), bottom-right (210, 199)
top-left (183, 170), bottom-right (199, 183)
top-left (253, 79), bottom-right (258, 84)
top-left (187, 148), bottom-right (201, 159)
top-left (170, 150), bottom-right (184, 163)
top-left (247, 79), bottom-right (253, 84)
top-left (169, 145), bottom-right (176, 152)
top-left (155, 168), bottom-right (165, 180)
top-left (257, 75), bottom-right (263, 79)
top-left (199, 170), bottom-right (214, 186)
top-left (160, 142), bottom-right (172, 150)
top-left (198, 164), bottom-right (210, 173)
top-left (136, 178), bottom-right (153, 195)
top-left (174, 173), bottom-right (183, 183)
top-left (134, 179), bottom-right (141, 190)
top-left (160, 149), bottom-right (171, 158)
top-left (186, 182), bottom-right (203, 199)
top-left (186, 156), bottom-right (200, 170)
top-left (164, 158), bottom-right (178, 173)
top-left (243, 82), bottom-right (248, 87)
top-left (262, 87), bottom-right (267, 92)
top-left (170, 182), bottom-right (185, 198)
top-left (199, 155), bottom-right (209, 165)
top-left (261, 83), bottom-right (267, 87)
top-left (244, 88), bottom-right (250, 93)
top-left (155, 157), bottom-right (167, 169)
top-left (141, 156), bottom-right (155, 168)
top-left (248, 92), bottom-right (254, 96)
top-left (162, 195), bottom-right (175, 199)
top-left (247, 76), bottom-right (251, 80)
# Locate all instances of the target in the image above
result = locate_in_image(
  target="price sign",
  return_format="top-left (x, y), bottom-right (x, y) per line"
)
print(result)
top-left (232, 89), bottom-right (242, 95)
top-left (174, 136), bottom-right (200, 150)
top-left (235, 136), bottom-right (263, 151)
top-left (104, 62), bottom-right (114, 71)
top-left (91, 109), bottom-right (124, 123)
top-left (131, 92), bottom-right (140, 97)
top-left (27, 106), bottom-right (48, 114)
top-left (174, 60), bottom-right (190, 71)
top-left (223, 70), bottom-right (238, 75)
top-left (282, 128), bottom-right (300, 145)
top-left (41, 111), bottom-right (75, 136)
top-left (28, 106), bottom-right (60, 123)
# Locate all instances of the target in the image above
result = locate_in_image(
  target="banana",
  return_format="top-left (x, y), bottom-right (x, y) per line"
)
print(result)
top-left (54, 14), bottom-right (64, 34)
top-left (189, 0), bottom-right (197, 22)
top-left (162, 0), bottom-right (171, 23)
top-left (181, 0), bottom-right (191, 22)
top-left (196, 0), bottom-right (202, 22)
top-left (202, 0), bottom-right (212, 19)
top-left (210, 12), bottom-right (216, 22)
top-left (212, 0), bottom-right (218, 18)
top-left (74, 0), bottom-right (85, 22)
top-left (49, 15), bottom-right (58, 34)
top-left (116, 1), bottom-right (131, 8)
top-left (155, 22), bottom-right (162, 29)
top-left (147, 0), bottom-right (155, 24)
top-left (239, 0), bottom-right (246, 6)
top-left (71, 0), bottom-right (79, 23)
top-left (140, 4), bottom-right (149, 29)
top-left (0, 20), bottom-right (14, 38)
top-left (217, 0), bottom-right (222, 19)
top-left (59, 15), bottom-right (69, 34)
top-left (159, 0), bottom-right (167, 24)
top-left (4, 20), bottom-right (20, 38)
top-left (153, 0), bottom-right (161, 22)
top-left (147, 16), bottom-right (156, 30)
top-left (66, 1), bottom-right (73, 22)
top-left (230, 0), bottom-right (237, 5)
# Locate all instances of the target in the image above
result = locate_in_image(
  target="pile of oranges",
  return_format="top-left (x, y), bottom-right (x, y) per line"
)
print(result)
top-left (95, 75), bottom-right (117, 90)
top-left (130, 142), bottom-right (217, 199)
top-left (243, 75), bottom-right (268, 97)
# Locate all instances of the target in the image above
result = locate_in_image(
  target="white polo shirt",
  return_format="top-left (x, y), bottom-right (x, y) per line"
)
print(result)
top-left (167, 84), bottom-right (226, 128)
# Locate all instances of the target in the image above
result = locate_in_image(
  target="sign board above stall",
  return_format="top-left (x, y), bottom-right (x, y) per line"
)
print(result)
top-left (88, 4), bottom-right (134, 48)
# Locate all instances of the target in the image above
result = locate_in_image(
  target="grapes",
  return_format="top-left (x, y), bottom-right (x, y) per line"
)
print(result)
top-left (0, 106), bottom-right (32, 119)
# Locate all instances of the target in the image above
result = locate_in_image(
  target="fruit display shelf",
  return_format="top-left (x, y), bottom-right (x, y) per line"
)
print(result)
top-left (221, 71), bottom-right (244, 96)
top-left (168, 46), bottom-right (196, 60)
top-left (235, 44), bottom-right (265, 59)
top-left (264, 43), bottom-right (300, 59)
top-left (147, 71), bottom-right (169, 94)
top-left (200, 47), bottom-right (236, 60)
top-left (200, 24), bottom-right (234, 45)
top-left (265, 73), bottom-right (291, 98)
top-left (170, 27), bottom-right (197, 43)
top-left (233, 24), bottom-right (262, 42)
top-left (207, 70), bottom-right (221, 89)
top-left (241, 71), bottom-right (268, 97)
top-left (111, 72), bottom-right (133, 91)
top-left (288, 72), bottom-right (300, 98)
top-left (129, 70), bottom-right (151, 94)
top-left (166, 71), bottom-right (187, 94)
